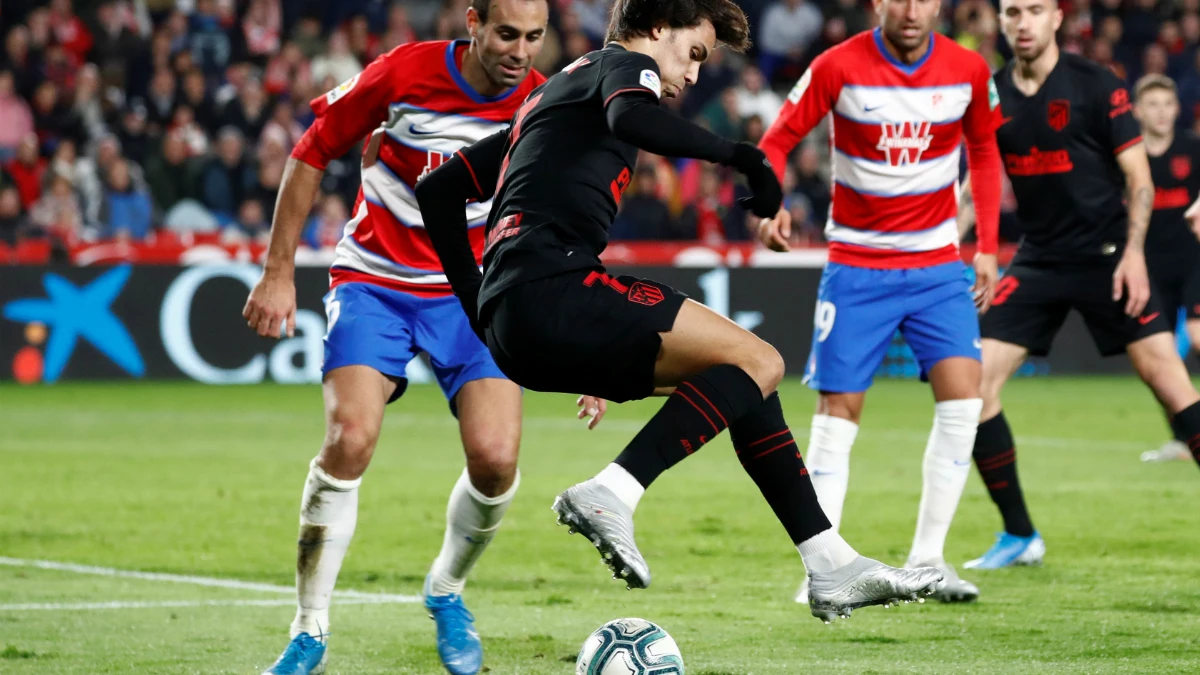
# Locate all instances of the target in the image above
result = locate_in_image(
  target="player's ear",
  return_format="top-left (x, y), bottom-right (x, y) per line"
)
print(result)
top-left (466, 6), bottom-right (481, 38)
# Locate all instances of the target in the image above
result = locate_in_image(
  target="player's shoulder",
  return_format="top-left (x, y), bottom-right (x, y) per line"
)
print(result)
top-left (1058, 52), bottom-right (1120, 85)
top-left (817, 30), bottom-right (874, 67)
top-left (1178, 131), bottom-right (1200, 154)
top-left (932, 33), bottom-right (990, 73)
top-left (374, 39), bottom-right (449, 68)
top-left (595, 44), bottom-right (658, 71)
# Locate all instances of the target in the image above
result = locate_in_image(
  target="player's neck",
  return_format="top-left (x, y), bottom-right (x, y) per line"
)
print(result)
top-left (1144, 132), bottom-right (1174, 156)
top-left (1013, 44), bottom-right (1059, 94)
top-left (615, 37), bottom-right (655, 60)
top-left (460, 43), bottom-right (507, 98)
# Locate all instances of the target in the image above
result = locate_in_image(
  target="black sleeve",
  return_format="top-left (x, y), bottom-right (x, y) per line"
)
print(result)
top-left (599, 50), bottom-right (664, 105)
top-left (606, 94), bottom-right (737, 164)
top-left (1097, 69), bottom-right (1141, 155)
top-left (413, 129), bottom-right (510, 329)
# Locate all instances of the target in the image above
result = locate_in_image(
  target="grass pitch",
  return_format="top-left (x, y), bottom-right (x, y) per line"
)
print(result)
top-left (1, 378), bottom-right (1198, 674)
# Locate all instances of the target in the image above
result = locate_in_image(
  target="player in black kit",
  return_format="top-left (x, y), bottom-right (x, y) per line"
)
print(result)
top-left (959, 0), bottom-right (1200, 570)
top-left (415, 0), bottom-right (941, 623)
top-left (1132, 75), bottom-right (1200, 463)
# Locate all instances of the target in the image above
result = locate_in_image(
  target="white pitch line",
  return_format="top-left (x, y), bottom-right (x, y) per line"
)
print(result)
top-left (0, 557), bottom-right (420, 604)
top-left (0, 597), bottom-right (407, 612)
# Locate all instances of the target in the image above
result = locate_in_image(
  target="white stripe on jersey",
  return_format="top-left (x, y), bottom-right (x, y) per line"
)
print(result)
top-left (385, 105), bottom-right (510, 156)
top-left (832, 148), bottom-right (961, 197)
top-left (834, 83), bottom-right (972, 126)
top-left (334, 234), bottom-right (452, 285)
top-left (361, 163), bottom-right (490, 228)
top-left (825, 217), bottom-right (958, 251)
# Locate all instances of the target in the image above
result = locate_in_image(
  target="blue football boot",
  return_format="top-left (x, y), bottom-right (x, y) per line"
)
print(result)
top-left (964, 531), bottom-right (1045, 569)
top-left (263, 632), bottom-right (327, 675)
top-left (424, 575), bottom-right (483, 675)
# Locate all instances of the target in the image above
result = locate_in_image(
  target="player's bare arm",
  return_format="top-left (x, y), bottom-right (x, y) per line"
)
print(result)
top-left (1185, 195), bottom-right (1200, 239)
top-left (1115, 144), bottom-right (1154, 316)
top-left (957, 175), bottom-right (976, 239)
top-left (243, 157), bottom-right (323, 338)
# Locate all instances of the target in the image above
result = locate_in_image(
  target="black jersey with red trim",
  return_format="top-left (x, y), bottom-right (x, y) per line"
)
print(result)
top-left (469, 44), bottom-right (663, 308)
top-left (1146, 133), bottom-right (1200, 262)
top-left (994, 53), bottom-right (1142, 263)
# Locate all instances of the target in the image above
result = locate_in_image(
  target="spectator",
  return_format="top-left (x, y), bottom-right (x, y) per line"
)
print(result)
top-left (733, 66), bottom-right (783, 127)
top-left (687, 164), bottom-right (734, 244)
top-left (91, 1), bottom-right (143, 90)
top-left (221, 76), bottom-right (270, 141)
top-left (828, 0), bottom-right (871, 39)
top-left (229, 197), bottom-right (269, 240)
top-left (252, 124), bottom-right (289, 217)
top-left (0, 70), bottom-right (34, 160)
top-left (179, 67), bottom-right (219, 130)
top-left (170, 105), bottom-right (210, 156)
top-left (681, 47), bottom-right (737, 119)
top-left (48, 0), bottom-right (93, 64)
top-left (144, 130), bottom-right (201, 212)
top-left (201, 126), bottom-right (254, 220)
top-left (573, 0), bottom-right (611, 43)
top-left (6, 133), bottom-right (46, 209)
top-left (30, 166), bottom-right (83, 245)
top-left (32, 82), bottom-right (85, 151)
top-left (741, 113), bottom-right (766, 145)
top-left (311, 30), bottom-right (362, 87)
top-left (116, 104), bottom-right (151, 165)
top-left (264, 99), bottom-right (304, 148)
top-left (611, 168), bottom-right (676, 241)
top-left (72, 64), bottom-right (108, 144)
top-left (189, 0), bottom-right (232, 76)
top-left (0, 185), bottom-right (30, 245)
top-left (146, 67), bottom-right (177, 129)
top-left (290, 16), bottom-right (325, 61)
top-left (378, 4), bottom-right (418, 56)
top-left (242, 0), bottom-right (282, 64)
top-left (758, 0), bottom-right (823, 84)
top-left (77, 133), bottom-right (147, 227)
top-left (4, 26), bottom-right (39, 99)
top-left (792, 144), bottom-right (830, 231)
top-left (101, 157), bottom-right (153, 240)
top-left (303, 193), bottom-right (349, 249)
top-left (347, 15), bottom-right (377, 64)
top-left (263, 42), bottom-right (311, 97)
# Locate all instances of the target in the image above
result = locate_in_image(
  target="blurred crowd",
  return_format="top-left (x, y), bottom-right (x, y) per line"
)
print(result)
top-left (2, 0), bottom-right (1199, 252)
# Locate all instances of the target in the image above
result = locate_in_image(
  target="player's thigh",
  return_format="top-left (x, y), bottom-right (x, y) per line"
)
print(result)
top-left (655, 298), bottom-right (783, 396)
top-left (803, 264), bottom-right (905, 395)
top-left (979, 338), bottom-right (1029, 418)
top-left (899, 262), bottom-right (982, 400)
top-left (1127, 332), bottom-right (1200, 413)
top-left (1184, 261), bottom-right (1200, 329)
top-left (1188, 319), bottom-right (1200, 353)
top-left (980, 262), bottom-right (1069, 358)
top-left (1075, 264), bottom-right (1171, 357)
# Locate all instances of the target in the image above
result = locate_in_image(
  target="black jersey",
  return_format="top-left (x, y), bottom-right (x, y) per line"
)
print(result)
top-left (1146, 133), bottom-right (1200, 262)
top-left (994, 53), bottom-right (1142, 263)
top-left (470, 45), bottom-right (663, 308)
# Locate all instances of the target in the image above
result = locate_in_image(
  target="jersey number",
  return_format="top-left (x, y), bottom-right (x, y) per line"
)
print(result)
top-left (814, 301), bottom-right (836, 343)
top-left (610, 167), bottom-right (632, 203)
top-left (418, 151), bottom-right (446, 181)
top-left (992, 276), bottom-right (1020, 306)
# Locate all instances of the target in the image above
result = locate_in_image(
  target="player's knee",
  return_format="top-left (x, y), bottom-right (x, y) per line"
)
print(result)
top-left (322, 413), bottom-right (381, 478)
top-left (743, 343), bottom-right (785, 395)
top-left (817, 393), bottom-right (863, 424)
top-left (462, 429), bottom-right (520, 494)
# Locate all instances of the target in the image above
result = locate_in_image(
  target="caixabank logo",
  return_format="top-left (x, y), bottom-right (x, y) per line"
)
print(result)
top-left (2, 265), bottom-right (144, 384)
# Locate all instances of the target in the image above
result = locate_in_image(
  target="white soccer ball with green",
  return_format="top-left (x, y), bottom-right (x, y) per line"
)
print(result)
top-left (575, 618), bottom-right (684, 675)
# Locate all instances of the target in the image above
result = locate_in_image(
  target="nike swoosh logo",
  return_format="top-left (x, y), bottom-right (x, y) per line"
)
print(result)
top-left (1138, 312), bottom-right (1160, 325)
top-left (954, 460), bottom-right (972, 466)
top-left (863, 104), bottom-right (884, 113)
top-left (409, 124), bottom-right (438, 136)
top-left (811, 469), bottom-right (836, 476)
top-left (973, 339), bottom-right (983, 350)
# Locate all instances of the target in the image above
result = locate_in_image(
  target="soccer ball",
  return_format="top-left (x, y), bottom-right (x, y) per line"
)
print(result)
top-left (575, 618), bottom-right (684, 675)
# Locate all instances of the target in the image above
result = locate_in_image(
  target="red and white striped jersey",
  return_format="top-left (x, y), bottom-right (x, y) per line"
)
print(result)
top-left (761, 29), bottom-right (1001, 268)
top-left (291, 40), bottom-right (546, 296)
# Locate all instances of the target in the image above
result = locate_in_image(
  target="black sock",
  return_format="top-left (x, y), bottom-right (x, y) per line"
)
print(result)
top-left (729, 392), bottom-right (832, 544)
top-left (1170, 400), bottom-right (1200, 467)
top-left (614, 364), bottom-right (763, 488)
top-left (1169, 413), bottom-right (1186, 444)
top-left (973, 412), bottom-right (1035, 537)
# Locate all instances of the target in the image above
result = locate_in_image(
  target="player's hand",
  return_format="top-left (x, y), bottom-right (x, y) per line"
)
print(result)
top-left (730, 143), bottom-right (783, 218)
top-left (243, 269), bottom-right (297, 338)
top-left (1113, 248), bottom-right (1150, 317)
top-left (972, 253), bottom-right (999, 314)
top-left (576, 395), bottom-right (607, 430)
top-left (757, 208), bottom-right (792, 252)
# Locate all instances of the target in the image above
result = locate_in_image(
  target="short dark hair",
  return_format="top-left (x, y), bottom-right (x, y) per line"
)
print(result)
top-left (605, 0), bottom-right (752, 53)
top-left (470, 0), bottom-right (547, 25)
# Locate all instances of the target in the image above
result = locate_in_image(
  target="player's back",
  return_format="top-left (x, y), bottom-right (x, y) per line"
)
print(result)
top-left (1147, 132), bottom-right (1200, 260)
top-left (779, 30), bottom-right (996, 268)
top-left (481, 45), bottom-right (657, 305)
top-left (994, 52), bottom-right (1139, 263)
top-left (298, 39), bottom-right (544, 296)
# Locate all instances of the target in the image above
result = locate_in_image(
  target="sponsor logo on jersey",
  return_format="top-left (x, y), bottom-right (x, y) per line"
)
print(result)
top-left (988, 78), bottom-right (1000, 110)
top-left (788, 68), bottom-right (812, 104)
top-left (1153, 186), bottom-right (1191, 210)
top-left (1110, 88), bottom-right (1133, 118)
top-left (1004, 147), bottom-right (1074, 176)
top-left (1171, 155), bottom-right (1192, 180)
top-left (325, 73), bottom-right (361, 106)
top-left (639, 69), bottom-right (662, 98)
top-left (1048, 99), bottom-right (1070, 132)
top-left (876, 121), bottom-right (933, 165)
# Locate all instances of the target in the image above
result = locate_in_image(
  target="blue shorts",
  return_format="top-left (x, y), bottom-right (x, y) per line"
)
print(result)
top-left (322, 282), bottom-right (506, 407)
top-left (803, 261), bottom-right (981, 393)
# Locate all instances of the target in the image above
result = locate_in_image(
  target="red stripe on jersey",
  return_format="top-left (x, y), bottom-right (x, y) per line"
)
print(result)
top-left (351, 200), bottom-right (485, 272)
top-left (604, 87), bottom-right (656, 107)
top-left (378, 137), bottom-right (436, 188)
top-left (457, 150), bottom-right (484, 198)
top-left (330, 267), bottom-right (454, 297)
top-left (1114, 136), bottom-right (1143, 155)
top-left (831, 183), bottom-right (958, 233)
top-left (832, 115), bottom-right (964, 163)
top-left (829, 242), bottom-right (960, 269)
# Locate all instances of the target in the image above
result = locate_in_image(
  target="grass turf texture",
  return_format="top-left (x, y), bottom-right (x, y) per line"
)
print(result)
top-left (1, 378), bottom-right (1198, 674)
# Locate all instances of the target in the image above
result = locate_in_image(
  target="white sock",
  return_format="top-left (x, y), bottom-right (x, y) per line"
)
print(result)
top-left (908, 398), bottom-right (983, 565)
top-left (427, 468), bottom-right (520, 597)
top-left (805, 414), bottom-right (858, 531)
top-left (291, 458), bottom-right (361, 642)
top-left (796, 528), bottom-right (859, 575)
top-left (593, 463), bottom-right (645, 511)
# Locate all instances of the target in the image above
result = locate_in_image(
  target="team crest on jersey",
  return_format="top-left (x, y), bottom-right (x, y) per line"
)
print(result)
top-left (1172, 155), bottom-right (1192, 180)
top-left (877, 121), bottom-right (933, 165)
top-left (325, 73), bottom-right (361, 106)
top-left (1048, 99), bottom-right (1070, 132)
top-left (639, 69), bottom-right (662, 98)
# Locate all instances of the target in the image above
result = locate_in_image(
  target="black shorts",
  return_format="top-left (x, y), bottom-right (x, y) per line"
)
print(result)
top-left (481, 268), bottom-right (689, 403)
top-left (981, 259), bottom-right (1172, 357)
top-left (1149, 254), bottom-right (1200, 332)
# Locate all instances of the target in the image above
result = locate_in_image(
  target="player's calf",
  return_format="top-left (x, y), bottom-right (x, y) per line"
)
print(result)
top-left (1129, 332), bottom-right (1200, 465)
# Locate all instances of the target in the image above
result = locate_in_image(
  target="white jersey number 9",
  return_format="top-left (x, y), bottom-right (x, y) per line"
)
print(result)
top-left (814, 301), bottom-right (836, 343)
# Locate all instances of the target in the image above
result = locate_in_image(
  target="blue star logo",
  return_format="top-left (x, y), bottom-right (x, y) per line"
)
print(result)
top-left (3, 264), bottom-right (144, 383)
